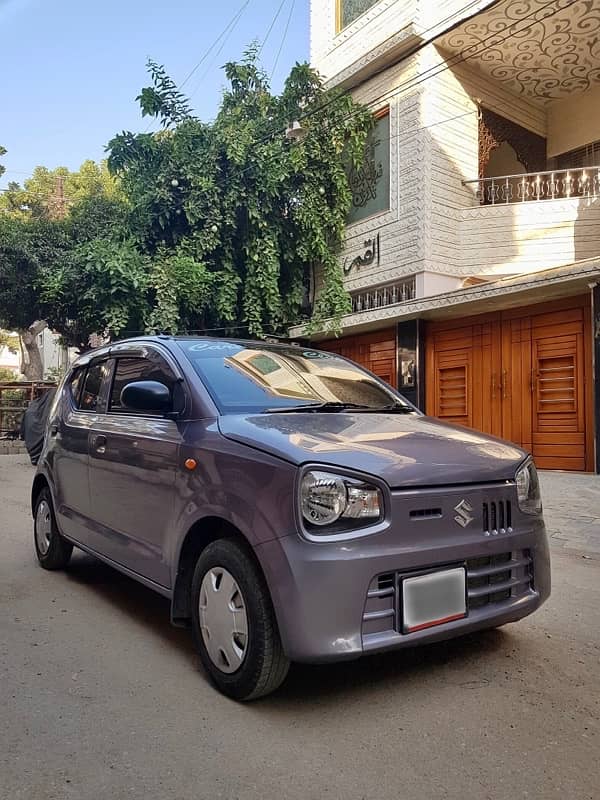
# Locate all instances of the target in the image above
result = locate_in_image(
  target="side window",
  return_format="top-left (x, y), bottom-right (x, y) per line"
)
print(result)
top-left (109, 356), bottom-right (176, 414)
top-left (68, 368), bottom-right (85, 408)
top-left (79, 363), bottom-right (107, 412)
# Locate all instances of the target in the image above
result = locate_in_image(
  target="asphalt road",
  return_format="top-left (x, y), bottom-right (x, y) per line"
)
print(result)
top-left (1, 455), bottom-right (599, 800)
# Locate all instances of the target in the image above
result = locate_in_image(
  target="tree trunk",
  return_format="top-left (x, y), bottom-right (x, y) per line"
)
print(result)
top-left (19, 321), bottom-right (46, 380)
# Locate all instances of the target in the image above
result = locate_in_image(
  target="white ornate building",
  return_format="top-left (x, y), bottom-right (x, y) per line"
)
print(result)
top-left (292, 0), bottom-right (600, 472)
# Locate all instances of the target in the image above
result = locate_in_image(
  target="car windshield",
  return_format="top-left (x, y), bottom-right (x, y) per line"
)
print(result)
top-left (178, 340), bottom-right (413, 415)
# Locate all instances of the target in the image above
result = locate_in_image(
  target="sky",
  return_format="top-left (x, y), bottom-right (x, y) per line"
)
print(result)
top-left (0, 0), bottom-right (309, 189)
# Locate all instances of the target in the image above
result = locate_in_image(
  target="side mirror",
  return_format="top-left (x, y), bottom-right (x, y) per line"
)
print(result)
top-left (121, 381), bottom-right (172, 413)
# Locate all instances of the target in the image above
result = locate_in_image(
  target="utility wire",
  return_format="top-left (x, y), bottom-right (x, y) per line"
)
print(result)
top-left (144, 0), bottom-right (251, 132)
top-left (228, 0), bottom-right (509, 149)
top-left (299, 0), bottom-right (575, 136)
top-left (207, 0), bottom-right (577, 192)
top-left (258, 0), bottom-right (288, 56)
top-left (271, 0), bottom-right (295, 80)
top-left (187, 2), bottom-right (249, 101)
top-left (2, 0), bottom-right (577, 202)
top-left (176, 0), bottom-right (567, 194)
top-left (180, 0), bottom-right (251, 90)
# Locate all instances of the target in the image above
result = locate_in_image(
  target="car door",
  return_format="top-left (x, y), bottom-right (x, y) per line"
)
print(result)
top-left (50, 360), bottom-right (110, 542)
top-left (86, 347), bottom-right (184, 588)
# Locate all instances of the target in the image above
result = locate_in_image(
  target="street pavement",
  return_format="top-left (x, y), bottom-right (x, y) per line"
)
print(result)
top-left (1, 455), bottom-right (599, 800)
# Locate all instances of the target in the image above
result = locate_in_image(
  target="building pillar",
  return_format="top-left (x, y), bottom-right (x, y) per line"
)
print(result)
top-left (397, 320), bottom-right (425, 410)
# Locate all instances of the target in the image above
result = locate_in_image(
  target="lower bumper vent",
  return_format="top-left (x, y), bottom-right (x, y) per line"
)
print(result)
top-left (362, 550), bottom-right (533, 638)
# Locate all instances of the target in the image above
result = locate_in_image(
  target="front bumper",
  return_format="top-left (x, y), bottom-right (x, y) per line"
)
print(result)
top-left (255, 485), bottom-right (551, 663)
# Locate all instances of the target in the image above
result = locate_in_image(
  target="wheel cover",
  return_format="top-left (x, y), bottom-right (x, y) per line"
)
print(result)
top-left (35, 500), bottom-right (52, 555)
top-left (199, 567), bottom-right (248, 674)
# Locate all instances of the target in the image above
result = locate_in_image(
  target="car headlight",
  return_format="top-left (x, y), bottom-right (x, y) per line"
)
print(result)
top-left (515, 459), bottom-right (542, 515)
top-left (300, 470), bottom-right (383, 532)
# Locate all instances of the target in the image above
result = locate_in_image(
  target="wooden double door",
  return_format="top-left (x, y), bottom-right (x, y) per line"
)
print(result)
top-left (426, 298), bottom-right (594, 471)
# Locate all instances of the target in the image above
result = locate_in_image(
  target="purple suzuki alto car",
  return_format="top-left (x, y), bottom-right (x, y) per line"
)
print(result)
top-left (32, 336), bottom-right (550, 699)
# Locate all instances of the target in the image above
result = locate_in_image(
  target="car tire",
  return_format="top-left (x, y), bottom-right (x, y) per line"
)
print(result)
top-left (33, 487), bottom-right (73, 570)
top-left (191, 538), bottom-right (290, 701)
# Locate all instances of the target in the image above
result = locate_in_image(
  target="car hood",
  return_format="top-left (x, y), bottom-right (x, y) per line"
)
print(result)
top-left (218, 412), bottom-right (528, 487)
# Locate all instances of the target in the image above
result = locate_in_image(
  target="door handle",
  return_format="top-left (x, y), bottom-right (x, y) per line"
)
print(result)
top-left (91, 434), bottom-right (107, 454)
top-left (502, 370), bottom-right (508, 400)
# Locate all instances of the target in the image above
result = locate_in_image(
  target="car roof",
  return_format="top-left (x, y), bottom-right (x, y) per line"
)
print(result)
top-left (70, 335), bottom-right (308, 367)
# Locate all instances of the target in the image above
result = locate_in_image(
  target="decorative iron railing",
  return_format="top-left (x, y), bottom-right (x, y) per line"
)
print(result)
top-left (463, 166), bottom-right (600, 206)
top-left (351, 277), bottom-right (416, 313)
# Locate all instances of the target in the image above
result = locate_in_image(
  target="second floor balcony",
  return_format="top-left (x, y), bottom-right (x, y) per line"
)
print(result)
top-left (459, 164), bottom-right (600, 278)
top-left (464, 166), bottom-right (600, 206)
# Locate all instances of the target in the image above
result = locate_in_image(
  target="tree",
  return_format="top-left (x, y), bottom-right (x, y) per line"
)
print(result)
top-left (0, 145), bottom-right (6, 179)
top-left (108, 49), bottom-right (372, 337)
top-left (0, 216), bottom-right (71, 378)
top-left (0, 161), bottom-right (130, 368)
top-left (0, 160), bottom-right (122, 220)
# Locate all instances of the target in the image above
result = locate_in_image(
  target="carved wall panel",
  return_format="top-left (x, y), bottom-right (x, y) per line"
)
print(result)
top-left (478, 108), bottom-right (547, 178)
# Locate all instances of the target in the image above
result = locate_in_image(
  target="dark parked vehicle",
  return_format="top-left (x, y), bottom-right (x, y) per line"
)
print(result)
top-left (32, 337), bottom-right (550, 699)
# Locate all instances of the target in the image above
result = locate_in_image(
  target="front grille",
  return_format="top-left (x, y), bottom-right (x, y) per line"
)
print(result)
top-left (466, 550), bottom-right (532, 609)
top-left (482, 500), bottom-right (512, 535)
top-left (362, 550), bottom-right (534, 639)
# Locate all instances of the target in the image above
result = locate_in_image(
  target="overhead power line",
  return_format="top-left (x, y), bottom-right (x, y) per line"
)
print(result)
top-left (180, 0), bottom-right (251, 90)
top-left (2, 0), bottom-right (578, 203)
top-left (144, 0), bottom-right (251, 132)
top-left (187, 2), bottom-right (250, 101)
top-left (258, 0), bottom-right (288, 56)
top-left (207, 0), bottom-right (578, 191)
top-left (271, 0), bottom-right (295, 79)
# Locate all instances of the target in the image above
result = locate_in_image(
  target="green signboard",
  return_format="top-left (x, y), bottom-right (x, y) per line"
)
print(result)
top-left (347, 111), bottom-right (390, 225)
top-left (338, 0), bottom-right (380, 30)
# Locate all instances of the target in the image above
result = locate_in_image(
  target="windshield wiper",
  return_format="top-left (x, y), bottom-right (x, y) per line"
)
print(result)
top-left (264, 401), bottom-right (414, 414)
top-left (371, 403), bottom-right (416, 414)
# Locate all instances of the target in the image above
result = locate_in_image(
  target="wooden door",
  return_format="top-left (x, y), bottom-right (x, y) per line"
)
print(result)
top-left (529, 307), bottom-right (588, 470)
top-left (426, 298), bottom-right (594, 471)
top-left (426, 319), bottom-right (502, 436)
top-left (320, 328), bottom-right (397, 388)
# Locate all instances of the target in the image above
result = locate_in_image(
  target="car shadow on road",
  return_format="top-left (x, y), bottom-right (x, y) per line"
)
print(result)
top-left (63, 550), bottom-right (513, 707)
top-left (266, 629), bottom-right (509, 709)
top-left (63, 550), bottom-right (197, 665)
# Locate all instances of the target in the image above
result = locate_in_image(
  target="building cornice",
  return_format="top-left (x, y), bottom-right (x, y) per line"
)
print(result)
top-left (290, 257), bottom-right (600, 339)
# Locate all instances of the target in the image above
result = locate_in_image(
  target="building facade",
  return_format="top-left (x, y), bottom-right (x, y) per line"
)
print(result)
top-left (292, 0), bottom-right (600, 472)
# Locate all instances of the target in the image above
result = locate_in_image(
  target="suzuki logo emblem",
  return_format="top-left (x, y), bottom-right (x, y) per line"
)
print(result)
top-left (454, 499), bottom-right (474, 528)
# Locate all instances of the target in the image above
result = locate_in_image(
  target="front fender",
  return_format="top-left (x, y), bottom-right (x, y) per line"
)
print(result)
top-left (167, 421), bottom-right (298, 585)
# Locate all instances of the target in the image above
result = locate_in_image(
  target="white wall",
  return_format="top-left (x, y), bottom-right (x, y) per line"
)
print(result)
top-left (310, 2), bottom-right (600, 305)
top-left (460, 197), bottom-right (600, 277)
top-left (39, 328), bottom-right (73, 378)
top-left (547, 85), bottom-right (600, 157)
top-left (311, 1), bottom-right (497, 88)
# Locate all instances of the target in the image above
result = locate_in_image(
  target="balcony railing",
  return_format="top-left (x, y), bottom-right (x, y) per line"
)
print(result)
top-left (463, 166), bottom-right (600, 206)
top-left (351, 277), bottom-right (416, 313)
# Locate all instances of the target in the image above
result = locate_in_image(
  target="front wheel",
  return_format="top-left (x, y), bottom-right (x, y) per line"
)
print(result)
top-left (191, 539), bottom-right (289, 701)
top-left (33, 487), bottom-right (73, 570)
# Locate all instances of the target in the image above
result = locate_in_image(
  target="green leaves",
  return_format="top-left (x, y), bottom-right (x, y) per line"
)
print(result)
top-left (106, 53), bottom-right (372, 338)
top-left (0, 52), bottom-right (369, 348)
top-left (136, 61), bottom-right (194, 128)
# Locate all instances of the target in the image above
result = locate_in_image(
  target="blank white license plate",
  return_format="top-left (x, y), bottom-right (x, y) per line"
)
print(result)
top-left (402, 567), bottom-right (466, 633)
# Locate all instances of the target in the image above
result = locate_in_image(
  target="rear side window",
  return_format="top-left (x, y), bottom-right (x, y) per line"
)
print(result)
top-left (79, 363), bottom-right (106, 411)
top-left (110, 356), bottom-right (176, 414)
top-left (67, 368), bottom-right (85, 407)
